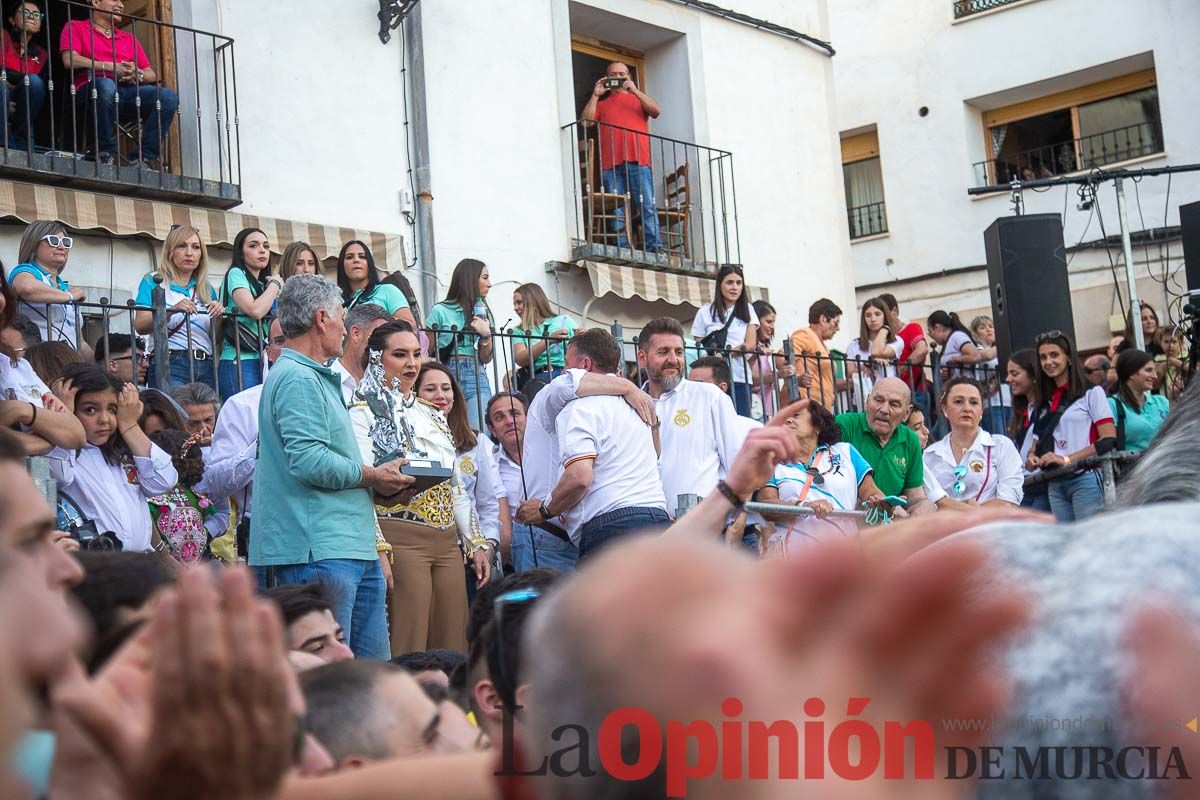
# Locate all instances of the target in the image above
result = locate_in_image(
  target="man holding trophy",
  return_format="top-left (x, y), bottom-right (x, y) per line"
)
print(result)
top-left (350, 319), bottom-right (495, 654)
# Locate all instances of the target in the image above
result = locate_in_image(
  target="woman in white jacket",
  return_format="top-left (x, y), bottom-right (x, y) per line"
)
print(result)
top-left (349, 321), bottom-right (492, 655)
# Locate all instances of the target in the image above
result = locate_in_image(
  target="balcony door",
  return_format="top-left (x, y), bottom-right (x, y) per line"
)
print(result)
top-left (570, 36), bottom-right (645, 120)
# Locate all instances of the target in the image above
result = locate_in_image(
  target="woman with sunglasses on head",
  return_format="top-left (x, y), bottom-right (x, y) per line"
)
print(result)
top-left (1027, 330), bottom-right (1116, 522)
top-left (691, 264), bottom-right (758, 417)
top-left (335, 239), bottom-right (417, 328)
top-left (759, 401), bottom-right (884, 554)
top-left (7, 220), bottom-right (86, 348)
top-left (133, 224), bottom-right (223, 390)
top-left (1005, 348), bottom-right (1050, 513)
top-left (349, 320), bottom-right (492, 654)
top-left (923, 377), bottom-right (1024, 508)
top-left (217, 228), bottom-right (281, 401)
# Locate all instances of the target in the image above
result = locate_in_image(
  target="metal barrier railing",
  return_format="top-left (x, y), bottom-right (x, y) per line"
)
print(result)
top-left (1023, 450), bottom-right (1142, 507)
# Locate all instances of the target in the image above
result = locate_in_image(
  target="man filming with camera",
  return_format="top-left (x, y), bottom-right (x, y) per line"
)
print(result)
top-left (581, 61), bottom-right (663, 253)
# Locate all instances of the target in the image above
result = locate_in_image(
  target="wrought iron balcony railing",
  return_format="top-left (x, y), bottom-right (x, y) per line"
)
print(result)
top-left (972, 121), bottom-right (1163, 188)
top-left (953, 0), bottom-right (1028, 19)
top-left (563, 119), bottom-right (740, 273)
top-left (0, 0), bottom-right (239, 207)
top-left (848, 201), bottom-right (888, 239)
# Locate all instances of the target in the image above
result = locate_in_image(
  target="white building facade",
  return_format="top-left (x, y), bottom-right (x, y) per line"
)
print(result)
top-left (0, 0), bottom-right (856, 366)
top-left (831, 0), bottom-right (1200, 352)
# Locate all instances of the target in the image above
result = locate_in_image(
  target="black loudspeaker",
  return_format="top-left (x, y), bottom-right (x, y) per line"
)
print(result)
top-left (984, 214), bottom-right (1076, 363)
top-left (1182, 200), bottom-right (1200, 296)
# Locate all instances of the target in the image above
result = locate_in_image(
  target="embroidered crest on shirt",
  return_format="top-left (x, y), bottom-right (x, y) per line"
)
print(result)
top-left (460, 455), bottom-right (477, 476)
top-left (673, 409), bottom-right (692, 427)
top-left (969, 459), bottom-right (986, 474)
top-left (892, 455), bottom-right (907, 471)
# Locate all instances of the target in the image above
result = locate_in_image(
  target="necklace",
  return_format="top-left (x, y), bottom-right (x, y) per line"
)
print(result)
top-left (950, 433), bottom-right (974, 462)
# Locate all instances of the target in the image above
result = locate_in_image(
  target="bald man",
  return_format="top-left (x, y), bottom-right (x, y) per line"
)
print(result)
top-left (836, 376), bottom-right (933, 515)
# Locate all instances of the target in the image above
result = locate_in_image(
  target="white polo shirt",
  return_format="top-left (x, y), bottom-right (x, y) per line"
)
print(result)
top-left (48, 443), bottom-right (179, 552)
top-left (652, 379), bottom-right (743, 516)
top-left (494, 444), bottom-right (524, 517)
top-left (556, 393), bottom-right (665, 544)
top-left (329, 357), bottom-right (358, 407)
top-left (204, 382), bottom-right (263, 516)
top-left (521, 368), bottom-right (588, 504)
top-left (1041, 385), bottom-right (1114, 457)
top-left (924, 429), bottom-right (1024, 505)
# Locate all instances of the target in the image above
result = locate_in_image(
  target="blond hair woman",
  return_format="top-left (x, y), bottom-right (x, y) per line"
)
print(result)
top-left (133, 224), bottom-right (224, 389)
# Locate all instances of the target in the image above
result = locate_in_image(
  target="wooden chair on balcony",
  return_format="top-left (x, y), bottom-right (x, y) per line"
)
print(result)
top-left (656, 163), bottom-right (691, 259)
top-left (578, 138), bottom-right (631, 249)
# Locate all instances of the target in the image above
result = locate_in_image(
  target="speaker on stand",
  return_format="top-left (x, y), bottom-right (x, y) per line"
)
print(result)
top-left (1178, 201), bottom-right (1200, 384)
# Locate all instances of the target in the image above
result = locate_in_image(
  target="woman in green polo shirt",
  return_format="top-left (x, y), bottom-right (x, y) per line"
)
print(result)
top-left (512, 282), bottom-right (577, 386)
top-left (426, 258), bottom-right (494, 430)
top-left (1109, 349), bottom-right (1169, 453)
top-left (218, 227), bottom-right (282, 401)
top-left (335, 240), bottom-right (417, 328)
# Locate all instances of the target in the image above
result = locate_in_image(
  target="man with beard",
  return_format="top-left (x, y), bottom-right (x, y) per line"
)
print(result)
top-left (637, 317), bottom-right (742, 517)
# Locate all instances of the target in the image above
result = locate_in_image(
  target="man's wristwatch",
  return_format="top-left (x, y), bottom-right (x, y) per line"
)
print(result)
top-left (538, 501), bottom-right (551, 521)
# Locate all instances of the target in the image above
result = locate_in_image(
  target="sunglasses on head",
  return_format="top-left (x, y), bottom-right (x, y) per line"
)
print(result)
top-left (1034, 330), bottom-right (1067, 345)
top-left (41, 234), bottom-right (73, 249)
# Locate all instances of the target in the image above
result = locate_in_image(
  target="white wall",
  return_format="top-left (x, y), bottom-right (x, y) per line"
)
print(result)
top-left (832, 0), bottom-right (1200, 349)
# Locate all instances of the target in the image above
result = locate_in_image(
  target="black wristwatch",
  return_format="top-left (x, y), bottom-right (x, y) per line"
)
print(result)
top-left (539, 501), bottom-right (551, 521)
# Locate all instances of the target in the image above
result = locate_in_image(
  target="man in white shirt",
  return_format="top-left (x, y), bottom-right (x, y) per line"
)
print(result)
top-left (638, 318), bottom-right (742, 518)
top-left (203, 319), bottom-right (284, 557)
top-left (329, 303), bottom-right (392, 406)
top-left (485, 392), bottom-right (578, 572)
top-left (519, 329), bottom-right (666, 561)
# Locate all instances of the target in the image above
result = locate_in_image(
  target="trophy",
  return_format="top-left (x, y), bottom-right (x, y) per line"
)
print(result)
top-left (356, 350), bottom-right (452, 495)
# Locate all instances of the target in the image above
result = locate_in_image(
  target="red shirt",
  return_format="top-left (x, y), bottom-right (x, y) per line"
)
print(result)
top-left (60, 20), bottom-right (150, 90)
top-left (0, 28), bottom-right (45, 76)
top-left (895, 321), bottom-right (927, 390)
top-left (594, 91), bottom-right (651, 170)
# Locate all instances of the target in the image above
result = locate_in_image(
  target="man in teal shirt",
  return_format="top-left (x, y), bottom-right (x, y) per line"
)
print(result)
top-left (836, 377), bottom-right (933, 516)
top-left (250, 275), bottom-right (414, 660)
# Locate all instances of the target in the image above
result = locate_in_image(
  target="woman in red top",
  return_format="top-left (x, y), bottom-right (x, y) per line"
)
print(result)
top-left (0, 2), bottom-right (48, 151)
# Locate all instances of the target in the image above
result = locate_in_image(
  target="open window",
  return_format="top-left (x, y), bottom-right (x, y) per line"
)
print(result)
top-left (976, 68), bottom-right (1163, 186)
top-left (570, 34), bottom-right (645, 117)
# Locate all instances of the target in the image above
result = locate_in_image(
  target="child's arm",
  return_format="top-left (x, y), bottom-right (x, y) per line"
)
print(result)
top-left (115, 385), bottom-right (179, 495)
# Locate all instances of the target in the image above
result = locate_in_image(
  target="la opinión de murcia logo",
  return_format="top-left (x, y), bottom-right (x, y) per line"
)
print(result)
top-left (497, 698), bottom-right (1192, 798)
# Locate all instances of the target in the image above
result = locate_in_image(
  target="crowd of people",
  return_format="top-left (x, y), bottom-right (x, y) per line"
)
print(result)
top-left (0, 201), bottom-right (1193, 799)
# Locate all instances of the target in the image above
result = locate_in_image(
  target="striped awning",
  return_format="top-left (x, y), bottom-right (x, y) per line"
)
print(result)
top-left (583, 261), bottom-right (770, 307)
top-left (0, 179), bottom-right (406, 268)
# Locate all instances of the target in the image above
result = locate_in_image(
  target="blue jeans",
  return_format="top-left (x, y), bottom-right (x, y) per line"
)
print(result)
top-left (1021, 484), bottom-right (1051, 513)
top-left (255, 558), bottom-right (390, 660)
top-left (912, 389), bottom-right (932, 423)
top-left (86, 78), bottom-right (180, 160)
top-left (601, 162), bottom-right (661, 251)
top-left (447, 357), bottom-right (492, 431)
top-left (1, 74), bottom-right (45, 150)
top-left (1047, 469), bottom-right (1104, 523)
top-left (578, 506), bottom-right (670, 563)
top-left (511, 523), bottom-right (578, 572)
top-left (149, 350), bottom-right (216, 391)
top-left (218, 358), bottom-right (263, 402)
top-left (983, 406), bottom-right (1012, 437)
top-left (732, 381), bottom-right (753, 417)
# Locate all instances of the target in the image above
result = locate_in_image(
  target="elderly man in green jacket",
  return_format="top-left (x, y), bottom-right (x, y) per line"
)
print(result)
top-left (250, 274), bottom-right (414, 660)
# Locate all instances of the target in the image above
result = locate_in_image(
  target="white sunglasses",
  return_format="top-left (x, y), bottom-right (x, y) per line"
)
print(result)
top-left (40, 234), bottom-right (73, 249)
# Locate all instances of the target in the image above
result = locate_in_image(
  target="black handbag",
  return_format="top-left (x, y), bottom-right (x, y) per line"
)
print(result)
top-left (699, 311), bottom-right (736, 356)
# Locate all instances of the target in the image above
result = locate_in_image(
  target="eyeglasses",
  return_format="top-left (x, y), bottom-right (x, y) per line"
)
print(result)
top-left (40, 234), bottom-right (73, 249)
top-left (1034, 330), bottom-right (1065, 345)
top-left (951, 465), bottom-right (968, 497)
top-left (489, 588), bottom-right (542, 710)
top-left (19, 9), bottom-right (44, 20)
top-left (113, 353), bottom-right (147, 363)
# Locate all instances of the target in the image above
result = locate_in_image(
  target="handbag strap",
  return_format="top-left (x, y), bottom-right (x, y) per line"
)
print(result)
top-left (796, 450), bottom-right (824, 504)
top-left (1115, 398), bottom-right (1128, 451)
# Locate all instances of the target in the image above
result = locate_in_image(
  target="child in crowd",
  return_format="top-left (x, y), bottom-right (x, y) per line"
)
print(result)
top-left (147, 428), bottom-right (214, 566)
top-left (48, 363), bottom-right (178, 553)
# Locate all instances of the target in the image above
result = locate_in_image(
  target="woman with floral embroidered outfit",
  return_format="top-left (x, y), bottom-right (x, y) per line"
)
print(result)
top-left (47, 363), bottom-right (178, 553)
top-left (924, 377), bottom-right (1024, 508)
top-left (416, 361), bottom-right (503, 598)
top-left (336, 239), bottom-right (417, 328)
top-left (7, 220), bottom-right (86, 347)
top-left (133, 224), bottom-right (224, 389)
top-left (759, 401), bottom-right (884, 555)
top-left (349, 320), bottom-right (493, 654)
top-left (146, 428), bottom-right (213, 567)
top-left (218, 227), bottom-right (281, 401)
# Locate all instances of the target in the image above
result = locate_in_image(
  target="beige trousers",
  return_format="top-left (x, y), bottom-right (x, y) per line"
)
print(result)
top-left (380, 518), bottom-right (467, 655)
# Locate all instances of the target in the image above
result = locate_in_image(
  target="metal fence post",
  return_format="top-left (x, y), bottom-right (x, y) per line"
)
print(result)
top-left (782, 338), bottom-right (799, 402)
top-left (151, 275), bottom-right (170, 392)
top-left (610, 320), bottom-right (623, 340)
top-left (1100, 455), bottom-right (1117, 507)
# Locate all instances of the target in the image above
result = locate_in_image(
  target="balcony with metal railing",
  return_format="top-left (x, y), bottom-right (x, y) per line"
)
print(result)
top-left (848, 201), bottom-right (887, 240)
top-left (953, 0), bottom-right (1030, 19)
top-left (972, 121), bottom-right (1164, 188)
top-left (563, 119), bottom-right (740, 275)
top-left (0, 0), bottom-right (239, 208)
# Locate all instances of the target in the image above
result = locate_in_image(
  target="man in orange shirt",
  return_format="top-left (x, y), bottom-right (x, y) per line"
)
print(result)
top-left (789, 298), bottom-right (843, 409)
top-left (581, 62), bottom-right (663, 252)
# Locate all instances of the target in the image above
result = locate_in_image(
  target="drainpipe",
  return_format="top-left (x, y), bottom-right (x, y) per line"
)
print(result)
top-left (404, 5), bottom-right (438, 313)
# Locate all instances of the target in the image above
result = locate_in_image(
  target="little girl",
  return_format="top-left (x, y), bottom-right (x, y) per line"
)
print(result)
top-left (49, 363), bottom-right (178, 553)
top-left (147, 428), bottom-right (214, 566)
